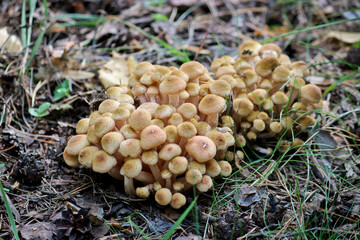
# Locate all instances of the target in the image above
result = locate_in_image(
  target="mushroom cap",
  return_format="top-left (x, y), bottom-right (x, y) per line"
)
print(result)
top-left (120, 124), bottom-right (138, 139)
top-left (136, 186), bottom-right (150, 199)
top-left (216, 65), bottom-right (236, 78)
top-left (134, 62), bottom-right (155, 78)
top-left (78, 146), bottom-right (100, 168)
top-left (140, 71), bottom-right (155, 85)
top-left (159, 143), bottom-right (182, 161)
top-left (248, 89), bottom-right (267, 105)
top-left (164, 125), bottom-right (178, 143)
top-left (89, 111), bottom-right (102, 125)
top-left (137, 102), bottom-right (160, 117)
top-left (218, 160), bottom-right (232, 177)
top-left (179, 61), bottom-right (206, 79)
top-left (288, 77), bottom-right (305, 89)
top-left (101, 131), bottom-right (124, 155)
top-left (272, 66), bottom-right (290, 83)
top-left (66, 135), bottom-right (90, 155)
top-left (177, 121), bottom-right (197, 139)
top-left (170, 192), bottom-right (186, 209)
top-left (98, 99), bottom-right (120, 114)
top-left (140, 125), bottom-right (167, 150)
top-left (122, 158), bottom-right (142, 178)
top-left (188, 160), bottom-right (206, 174)
top-left (168, 112), bottom-right (184, 126)
top-left (243, 70), bottom-right (259, 87)
top-left (151, 118), bottom-right (165, 129)
top-left (209, 80), bottom-right (232, 97)
top-left (141, 150), bottom-right (158, 165)
top-left (234, 59), bottom-right (252, 74)
top-left (171, 69), bottom-right (190, 82)
top-left (177, 103), bottom-right (197, 120)
top-left (253, 119), bottom-right (266, 132)
top-left (87, 125), bottom-right (100, 144)
top-left (269, 121), bottom-right (282, 133)
top-left (255, 57), bottom-right (280, 77)
top-left (259, 43), bottom-right (282, 58)
top-left (259, 79), bottom-right (272, 89)
top-left (151, 65), bottom-right (171, 83)
top-left (301, 84), bottom-right (322, 103)
top-left (186, 83), bottom-right (200, 96)
top-left (92, 150), bottom-right (117, 173)
top-left (219, 75), bottom-right (237, 88)
top-left (106, 86), bottom-right (129, 100)
top-left (129, 109), bottom-right (152, 131)
top-left (233, 98), bottom-right (254, 117)
top-left (155, 188), bottom-right (172, 206)
top-left (169, 156), bottom-right (188, 175)
top-left (63, 147), bottom-right (79, 167)
top-left (172, 181), bottom-right (185, 192)
top-left (290, 61), bottom-right (309, 77)
top-left (161, 169), bottom-right (172, 179)
top-left (198, 94), bottom-right (226, 115)
top-left (210, 57), bottom-right (225, 71)
top-left (206, 159), bottom-right (221, 177)
top-left (238, 40), bottom-right (262, 59)
top-left (159, 75), bottom-right (186, 95)
top-left (196, 121), bottom-right (211, 136)
top-left (119, 139), bottom-right (142, 158)
top-left (185, 136), bottom-right (217, 163)
top-left (154, 105), bottom-right (175, 120)
top-left (271, 91), bottom-right (289, 105)
top-left (76, 118), bottom-right (90, 134)
top-left (94, 117), bottom-right (115, 138)
top-left (196, 175), bottom-right (213, 192)
top-left (206, 130), bottom-right (227, 151)
top-left (112, 106), bottom-right (130, 122)
top-left (185, 169), bottom-right (202, 184)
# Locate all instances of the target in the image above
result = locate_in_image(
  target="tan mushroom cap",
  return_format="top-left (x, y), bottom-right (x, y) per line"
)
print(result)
top-left (170, 69), bottom-right (190, 82)
top-left (253, 119), bottom-right (266, 132)
top-left (196, 175), bottom-right (213, 192)
top-left (66, 135), bottom-right (90, 155)
top-left (271, 91), bottom-right (289, 105)
top-left (134, 62), bottom-right (155, 78)
top-left (106, 86), bottom-right (129, 100)
top-left (92, 150), bottom-right (117, 173)
top-left (177, 103), bottom-right (197, 120)
top-left (123, 158), bottom-right (142, 178)
top-left (154, 105), bottom-right (175, 120)
top-left (159, 75), bottom-right (187, 95)
top-left (155, 188), bottom-right (172, 206)
top-left (89, 111), bottom-right (102, 125)
top-left (173, 181), bottom-right (185, 192)
top-left (185, 169), bottom-right (202, 184)
top-left (169, 156), bottom-right (188, 175)
top-left (218, 160), bottom-right (232, 177)
top-left (151, 119), bottom-right (165, 129)
top-left (248, 89), bottom-right (267, 105)
top-left (94, 117), bottom-right (115, 138)
top-left (78, 146), bottom-right (100, 168)
top-left (272, 66), bottom-right (290, 83)
top-left (206, 159), bottom-right (221, 177)
top-left (159, 143), bottom-right (182, 161)
top-left (98, 99), bottom-right (120, 114)
top-left (198, 94), bottom-right (226, 115)
top-left (243, 70), bottom-right (259, 88)
top-left (238, 40), bottom-right (262, 59)
top-left (270, 121), bottom-right (282, 133)
top-left (290, 61), bottom-right (309, 77)
top-left (209, 80), bottom-right (232, 97)
top-left (186, 83), bottom-right (200, 97)
top-left (207, 130), bottom-right (227, 151)
top-left (87, 125), bottom-right (99, 144)
top-left (177, 121), bottom-right (197, 139)
top-left (168, 113), bottom-right (184, 126)
top-left (119, 139), bottom-right (142, 158)
top-left (233, 98), bottom-right (254, 117)
top-left (76, 118), bottom-right (90, 134)
top-left (141, 150), bottom-right (158, 165)
top-left (188, 160), bottom-right (206, 174)
top-left (129, 109), bottom-right (152, 131)
top-left (136, 186), bottom-right (150, 199)
top-left (179, 61), bottom-right (206, 80)
top-left (196, 121), bottom-right (211, 136)
top-left (137, 102), bottom-right (160, 117)
top-left (120, 124), bottom-right (138, 139)
top-left (301, 84), bottom-right (322, 103)
top-left (63, 147), bottom-right (80, 167)
top-left (298, 115), bottom-right (316, 130)
top-left (164, 125), bottom-right (178, 143)
top-left (101, 131), bottom-right (124, 155)
top-left (216, 65), bottom-right (236, 78)
top-left (185, 135), bottom-right (217, 163)
top-left (259, 43), bottom-right (282, 58)
top-left (170, 193), bottom-right (186, 209)
top-left (140, 125), bottom-right (167, 150)
top-left (255, 57), bottom-right (280, 77)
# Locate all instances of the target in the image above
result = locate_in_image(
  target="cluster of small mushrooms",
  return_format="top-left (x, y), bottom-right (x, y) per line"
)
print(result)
top-left (63, 40), bottom-right (322, 209)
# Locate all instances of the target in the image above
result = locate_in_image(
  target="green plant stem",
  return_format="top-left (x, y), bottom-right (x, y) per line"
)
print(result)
top-left (0, 181), bottom-right (20, 240)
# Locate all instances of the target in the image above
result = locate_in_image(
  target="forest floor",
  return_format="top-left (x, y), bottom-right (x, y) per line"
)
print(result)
top-left (0, 0), bottom-right (360, 239)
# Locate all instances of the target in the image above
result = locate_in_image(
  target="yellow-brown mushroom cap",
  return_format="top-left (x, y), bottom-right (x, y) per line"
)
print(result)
top-left (300, 84), bottom-right (322, 103)
top-left (185, 135), bottom-right (217, 163)
top-left (198, 94), bottom-right (226, 116)
top-left (233, 98), bottom-right (254, 117)
top-left (92, 150), bottom-right (117, 173)
top-left (66, 135), bottom-right (90, 155)
top-left (140, 125), bottom-right (167, 150)
top-left (122, 158), bottom-right (143, 178)
top-left (179, 61), bottom-right (206, 80)
top-left (170, 193), bottom-right (186, 209)
top-left (78, 146), bottom-right (100, 168)
top-left (129, 109), bottom-right (152, 131)
top-left (155, 188), bottom-right (172, 206)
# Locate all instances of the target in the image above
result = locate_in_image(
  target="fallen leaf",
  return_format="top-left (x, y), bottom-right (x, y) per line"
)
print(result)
top-left (0, 27), bottom-right (23, 53)
top-left (99, 52), bottom-right (130, 88)
top-left (234, 184), bottom-right (266, 207)
top-left (61, 70), bottom-right (95, 80)
top-left (19, 222), bottom-right (55, 240)
top-left (327, 31), bottom-right (360, 44)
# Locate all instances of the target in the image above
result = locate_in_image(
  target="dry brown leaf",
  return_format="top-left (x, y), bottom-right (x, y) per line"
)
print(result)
top-left (327, 31), bottom-right (360, 44)
top-left (0, 27), bottom-right (23, 53)
top-left (98, 52), bottom-right (131, 88)
top-left (61, 70), bottom-right (95, 80)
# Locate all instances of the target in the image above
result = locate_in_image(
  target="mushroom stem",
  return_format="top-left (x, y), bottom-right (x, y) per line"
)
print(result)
top-left (168, 94), bottom-right (180, 108)
top-left (124, 176), bottom-right (136, 196)
top-left (206, 114), bottom-right (219, 128)
top-left (134, 171), bottom-right (156, 184)
top-left (149, 165), bottom-right (165, 186)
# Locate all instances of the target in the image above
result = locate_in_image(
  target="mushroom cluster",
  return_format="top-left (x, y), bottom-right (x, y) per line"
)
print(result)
top-left (210, 40), bottom-right (322, 152)
top-left (63, 40), bottom-right (322, 208)
top-left (63, 62), bottom-right (235, 209)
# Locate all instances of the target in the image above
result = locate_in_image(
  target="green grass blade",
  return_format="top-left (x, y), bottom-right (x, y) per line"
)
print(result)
top-left (162, 197), bottom-right (198, 240)
top-left (128, 217), bottom-right (151, 240)
top-left (25, 30), bottom-right (45, 71)
top-left (0, 181), bottom-right (20, 240)
top-left (260, 18), bottom-right (360, 44)
top-left (21, 0), bottom-right (27, 47)
top-left (323, 70), bottom-right (360, 95)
